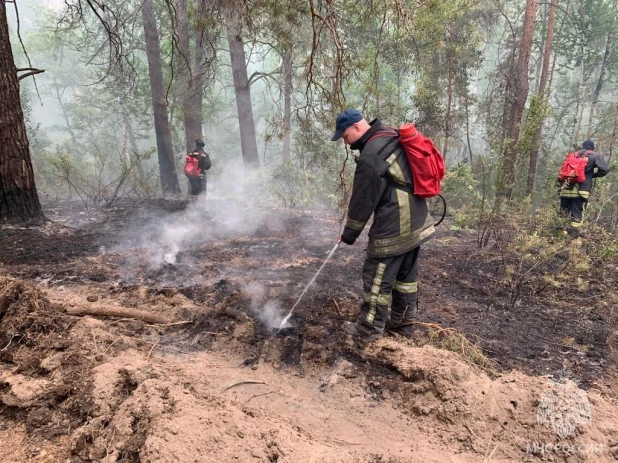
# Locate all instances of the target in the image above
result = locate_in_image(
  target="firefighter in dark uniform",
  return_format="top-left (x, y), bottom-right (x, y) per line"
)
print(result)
top-left (559, 139), bottom-right (609, 238)
top-left (331, 109), bottom-right (435, 341)
top-left (188, 139), bottom-right (212, 198)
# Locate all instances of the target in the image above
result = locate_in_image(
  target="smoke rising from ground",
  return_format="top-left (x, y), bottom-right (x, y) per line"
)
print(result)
top-left (243, 281), bottom-right (290, 329)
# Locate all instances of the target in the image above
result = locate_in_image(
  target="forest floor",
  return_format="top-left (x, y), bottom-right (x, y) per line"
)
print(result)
top-left (1, 198), bottom-right (618, 463)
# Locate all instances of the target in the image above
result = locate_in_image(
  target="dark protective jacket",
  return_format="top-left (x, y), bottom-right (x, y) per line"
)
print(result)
top-left (559, 150), bottom-right (610, 199)
top-left (341, 119), bottom-right (435, 258)
top-left (191, 148), bottom-right (212, 176)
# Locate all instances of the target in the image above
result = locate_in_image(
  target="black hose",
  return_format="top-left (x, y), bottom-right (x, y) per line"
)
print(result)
top-left (434, 194), bottom-right (447, 227)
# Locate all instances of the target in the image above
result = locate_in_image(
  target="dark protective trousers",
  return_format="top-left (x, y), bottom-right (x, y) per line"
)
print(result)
top-left (355, 246), bottom-right (420, 336)
top-left (188, 177), bottom-right (207, 197)
top-left (560, 197), bottom-right (587, 228)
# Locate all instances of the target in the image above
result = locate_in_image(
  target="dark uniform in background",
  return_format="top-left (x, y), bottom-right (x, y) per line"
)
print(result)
top-left (337, 117), bottom-right (435, 341)
top-left (188, 139), bottom-right (212, 198)
top-left (559, 139), bottom-right (609, 237)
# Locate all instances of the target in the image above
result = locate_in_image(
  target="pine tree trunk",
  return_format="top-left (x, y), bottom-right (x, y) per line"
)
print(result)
top-left (176, 0), bottom-right (193, 155)
top-left (0, 2), bottom-right (45, 224)
top-left (190, 0), bottom-right (207, 142)
top-left (141, 0), bottom-right (180, 194)
top-left (573, 64), bottom-right (586, 144)
top-left (464, 85), bottom-right (473, 169)
top-left (51, 78), bottom-right (78, 147)
top-left (498, 0), bottom-right (538, 198)
top-left (282, 49), bottom-right (293, 162)
top-left (526, 0), bottom-right (557, 194)
top-left (120, 99), bottom-right (145, 179)
top-left (587, 32), bottom-right (612, 138)
top-left (224, 5), bottom-right (260, 170)
top-left (442, 36), bottom-right (453, 165)
top-left (571, 0), bottom-right (586, 146)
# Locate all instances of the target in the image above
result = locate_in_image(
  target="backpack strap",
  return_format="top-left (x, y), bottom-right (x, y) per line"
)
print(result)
top-left (374, 135), bottom-right (400, 160)
top-left (371, 136), bottom-right (415, 194)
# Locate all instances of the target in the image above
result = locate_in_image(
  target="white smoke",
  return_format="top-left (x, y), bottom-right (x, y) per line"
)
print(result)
top-left (242, 282), bottom-right (290, 329)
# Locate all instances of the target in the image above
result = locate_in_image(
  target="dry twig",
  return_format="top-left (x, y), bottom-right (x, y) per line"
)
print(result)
top-left (245, 390), bottom-right (277, 403)
top-left (222, 380), bottom-right (265, 392)
top-left (332, 299), bottom-right (343, 316)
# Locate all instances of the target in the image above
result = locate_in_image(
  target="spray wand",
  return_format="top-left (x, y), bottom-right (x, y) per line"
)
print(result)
top-left (276, 239), bottom-right (341, 334)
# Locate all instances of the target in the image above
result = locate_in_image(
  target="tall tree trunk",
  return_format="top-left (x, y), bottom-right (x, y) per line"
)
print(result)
top-left (0, 2), bottom-right (45, 224)
top-left (119, 99), bottom-right (145, 179)
top-left (175, 0), bottom-right (204, 154)
top-left (443, 35), bottom-right (454, 165)
top-left (282, 48), bottom-right (293, 162)
top-left (571, 0), bottom-right (586, 146)
top-left (190, 0), bottom-right (207, 143)
top-left (51, 78), bottom-right (78, 147)
top-left (498, 0), bottom-right (538, 198)
top-left (224, 5), bottom-right (260, 170)
top-left (142, 0), bottom-right (180, 194)
top-left (464, 85), bottom-right (473, 168)
top-left (526, 0), bottom-right (558, 194)
top-left (573, 64), bottom-right (586, 144)
top-left (586, 32), bottom-right (613, 138)
top-left (176, 0), bottom-right (193, 155)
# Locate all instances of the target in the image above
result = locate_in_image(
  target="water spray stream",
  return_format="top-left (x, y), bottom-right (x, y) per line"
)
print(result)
top-left (276, 241), bottom-right (341, 333)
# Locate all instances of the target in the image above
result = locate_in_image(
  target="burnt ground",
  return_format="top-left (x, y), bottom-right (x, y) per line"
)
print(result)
top-left (0, 198), bottom-right (615, 389)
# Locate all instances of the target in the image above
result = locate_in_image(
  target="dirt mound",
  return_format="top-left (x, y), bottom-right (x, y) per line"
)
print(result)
top-left (0, 275), bottom-right (67, 364)
top-left (365, 339), bottom-right (618, 461)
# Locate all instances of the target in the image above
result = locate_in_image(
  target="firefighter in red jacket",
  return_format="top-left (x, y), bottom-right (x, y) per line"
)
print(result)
top-left (559, 139), bottom-right (609, 238)
top-left (332, 109), bottom-right (435, 342)
top-left (188, 139), bottom-right (212, 198)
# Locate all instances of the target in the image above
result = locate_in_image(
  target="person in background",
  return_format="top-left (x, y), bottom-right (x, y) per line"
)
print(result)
top-left (186, 139), bottom-right (212, 199)
top-left (559, 139), bottom-right (609, 238)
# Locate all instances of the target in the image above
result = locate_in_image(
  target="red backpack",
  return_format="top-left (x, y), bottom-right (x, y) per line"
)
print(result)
top-left (184, 153), bottom-right (201, 178)
top-left (558, 150), bottom-right (589, 184)
top-left (371, 123), bottom-right (446, 198)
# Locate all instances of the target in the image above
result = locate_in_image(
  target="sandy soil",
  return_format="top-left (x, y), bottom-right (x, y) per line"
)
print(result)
top-left (1, 198), bottom-right (617, 462)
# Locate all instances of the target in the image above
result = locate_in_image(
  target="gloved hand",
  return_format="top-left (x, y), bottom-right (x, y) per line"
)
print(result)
top-left (340, 234), bottom-right (356, 245)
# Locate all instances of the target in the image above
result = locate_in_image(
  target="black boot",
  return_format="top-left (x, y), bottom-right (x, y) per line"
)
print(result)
top-left (386, 321), bottom-right (414, 338)
top-left (341, 321), bottom-right (382, 342)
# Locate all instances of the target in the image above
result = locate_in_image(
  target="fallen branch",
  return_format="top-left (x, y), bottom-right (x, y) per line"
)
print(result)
top-left (65, 304), bottom-right (170, 325)
top-left (222, 380), bottom-right (265, 392)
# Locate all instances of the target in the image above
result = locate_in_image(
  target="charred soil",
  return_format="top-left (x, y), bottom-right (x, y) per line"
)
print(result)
top-left (1, 199), bottom-right (617, 462)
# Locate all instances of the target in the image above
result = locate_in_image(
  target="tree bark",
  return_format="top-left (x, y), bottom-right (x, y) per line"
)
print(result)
top-left (51, 78), bottom-right (78, 147)
top-left (442, 34), bottom-right (454, 165)
top-left (282, 48), bottom-right (293, 162)
top-left (120, 99), bottom-right (145, 179)
top-left (499, 0), bottom-right (538, 198)
top-left (526, 0), bottom-right (557, 194)
top-left (189, 0), bottom-right (206, 143)
top-left (464, 85), bottom-right (473, 168)
top-left (66, 304), bottom-right (170, 325)
top-left (586, 32), bottom-right (612, 138)
top-left (571, 0), bottom-right (586, 146)
top-left (0, 2), bottom-right (45, 224)
top-left (224, 5), bottom-right (260, 170)
top-left (141, 0), bottom-right (180, 194)
top-left (176, 0), bottom-right (194, 155)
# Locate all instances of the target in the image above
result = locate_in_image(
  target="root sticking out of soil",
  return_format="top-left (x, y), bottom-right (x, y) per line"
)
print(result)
top-left (1, 199), bottom-right (617, 462)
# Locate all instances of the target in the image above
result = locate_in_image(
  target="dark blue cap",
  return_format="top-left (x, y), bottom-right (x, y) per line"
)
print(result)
top-left (331, 109), bottom-right (363, 141)
top-left (582, 139), bottom-right (594, 151)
